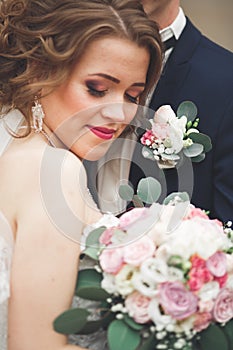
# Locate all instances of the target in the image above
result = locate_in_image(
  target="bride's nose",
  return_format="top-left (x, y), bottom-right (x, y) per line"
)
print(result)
top-left (101, 103), bottom-right (127, 122)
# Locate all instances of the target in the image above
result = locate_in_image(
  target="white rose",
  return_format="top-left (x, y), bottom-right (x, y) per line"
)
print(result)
top-left (148, 297), bottom-right (175, 329)
top-left (115, 265), bottom-right (137, 296)
top-left (132, 271), bottom-right (159, 298)
top-left (164, 217), bottom-right (230, 260)
top-left (101, 272), bottom-right (118, 294)
top-left (153, 105), bottom-right (177, 124)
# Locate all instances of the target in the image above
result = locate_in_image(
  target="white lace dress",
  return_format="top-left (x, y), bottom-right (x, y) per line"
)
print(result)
top-left (0, 212), bottom-right (14, 350)
top-left (0, 111), bottom-right (21, 350)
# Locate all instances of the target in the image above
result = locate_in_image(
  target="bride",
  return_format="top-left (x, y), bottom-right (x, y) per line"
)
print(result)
top-left (0, 0), bottom-right (162, 349)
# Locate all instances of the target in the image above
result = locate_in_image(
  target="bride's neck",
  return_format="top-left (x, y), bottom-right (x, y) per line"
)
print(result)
top-left (40, 123), bottom-right (66, 149)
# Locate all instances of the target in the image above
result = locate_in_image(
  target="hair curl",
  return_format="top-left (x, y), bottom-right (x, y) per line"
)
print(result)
top-left (0, 0), bottom-right (163, 133)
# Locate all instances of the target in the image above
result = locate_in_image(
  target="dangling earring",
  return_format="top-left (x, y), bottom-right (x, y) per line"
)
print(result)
top-left (31, 97), bottom-right (45, 133)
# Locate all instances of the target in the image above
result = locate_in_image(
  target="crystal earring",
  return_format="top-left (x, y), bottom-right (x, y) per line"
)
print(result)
top-left (31, 97), bottom-right (45, 133)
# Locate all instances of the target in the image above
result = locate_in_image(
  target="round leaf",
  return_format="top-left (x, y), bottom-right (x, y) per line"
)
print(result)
top-left (107, 319), bottom-right (141, 350)
top-left (191, 153), bottom-right (206, 163)
top-left (160, 153), bottom-right (180, 160)
top-left (198, 324), bottom-right (229, 350)
top-left (139, 334), bottom-right (158, 350)
top-left (53, 308), bottom-right (89, 334)
top-left (188, 132), bottom-right (212, 152)
top-left (137, 177), bottom-right (161, 204)
top-left (177, 101), bottom-right (198, 122)
top-left (142, 146), bottom-right (155, 160)
top-left (163, 191), bottom-right (190, 205)
top-left (119, 184), bottom-right (134, 201)
top-left (76, 269), bottom-right (110, 301)
top-left (123, 314), bottom-right (144, 331)
top-left (183, 143), bottom-right (204, 157)
top-left (85, 226), bottom-right (106, 248)
top-left (222, 320), bottom-right (233, 347)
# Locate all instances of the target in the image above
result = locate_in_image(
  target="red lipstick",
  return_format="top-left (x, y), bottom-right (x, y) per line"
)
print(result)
top-left (88, 126), bottom-right (115, 140)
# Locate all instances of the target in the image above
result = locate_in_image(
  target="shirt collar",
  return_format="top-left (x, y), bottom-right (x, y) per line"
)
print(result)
top-left (160, 7), bottom-right (186, 42)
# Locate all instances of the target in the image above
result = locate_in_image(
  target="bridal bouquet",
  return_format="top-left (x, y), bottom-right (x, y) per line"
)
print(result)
top-left (54, 183), bottom-right (233, 350)
top-left (140, 101), bottom-right (212, 168)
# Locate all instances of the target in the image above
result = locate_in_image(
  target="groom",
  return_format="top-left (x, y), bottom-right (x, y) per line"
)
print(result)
top-left (85, 0), bottom-right (233, 222)
top-left (129, 0), bottom-right (233, 222)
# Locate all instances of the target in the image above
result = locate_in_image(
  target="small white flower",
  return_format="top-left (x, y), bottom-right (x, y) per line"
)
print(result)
top-left (183, 138), bottom-right (193, 148)
top-left (186, 128), bottom-right (199, 135)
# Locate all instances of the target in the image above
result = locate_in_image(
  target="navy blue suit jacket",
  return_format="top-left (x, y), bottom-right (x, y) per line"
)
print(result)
top-left (129, 18), bottom-right (233, 221)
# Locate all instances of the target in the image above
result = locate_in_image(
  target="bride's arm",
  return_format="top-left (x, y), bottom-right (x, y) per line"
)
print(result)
top-left (8, 150), bottom-right (101, 350)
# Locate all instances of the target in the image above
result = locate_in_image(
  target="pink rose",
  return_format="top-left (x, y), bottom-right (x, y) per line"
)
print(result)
top-left (214, 273), bottom-right (228, 288)
top-left (188, 256), bottom-right (213, 291)
top-left (184, 207), bottom-right (209, 220)
top-left (99, 248), bottom-right (124, 274)
top-left (125, 291), bottom-right (151, 324)
top-left (119, 207), bottom-right (148, 230)
top-left (159, 281), bottom-right (198, 320)
top-left (213, 288), bottom-right (233, 323)
top-left (194, 312), bottom-right (212, 332)
top-left (123, 236), bottom-right (155, 266)
top-left (99, 227), bottom-right (115, 245)
top-left (206, 252), bottom-right (227, 277)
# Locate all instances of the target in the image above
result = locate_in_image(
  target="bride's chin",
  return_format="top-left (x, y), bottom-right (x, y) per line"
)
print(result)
top-left (72, 142), bottom-right (112, 161)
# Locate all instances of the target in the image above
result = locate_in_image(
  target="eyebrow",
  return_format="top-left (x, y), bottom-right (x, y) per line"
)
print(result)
top-left (88, 73), bottom-right (146, 87)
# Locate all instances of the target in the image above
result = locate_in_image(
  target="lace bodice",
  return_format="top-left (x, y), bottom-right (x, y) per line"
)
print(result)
top-left (0, 213), bottom-right (14, 350)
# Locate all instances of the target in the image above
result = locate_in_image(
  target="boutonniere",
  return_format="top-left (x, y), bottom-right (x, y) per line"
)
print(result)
top-left (140, 101), bottom-right (212, 169)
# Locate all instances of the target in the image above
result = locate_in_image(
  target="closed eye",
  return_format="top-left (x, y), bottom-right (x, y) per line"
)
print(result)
top-left (87, 86), bottom-right (108, 97)
top-left (125, 93), bottom-right (140, 104)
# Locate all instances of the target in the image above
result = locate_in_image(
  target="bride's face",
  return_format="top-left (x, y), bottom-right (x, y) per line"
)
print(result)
top-left (41, 37), bottom-right (150, 160)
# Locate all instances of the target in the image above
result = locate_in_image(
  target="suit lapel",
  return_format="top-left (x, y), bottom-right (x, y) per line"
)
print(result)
top-left (150, 18), bottom-right (202, 111)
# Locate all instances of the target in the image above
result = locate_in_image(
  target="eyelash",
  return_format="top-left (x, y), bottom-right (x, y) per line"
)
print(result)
top-left (87, 85), bottom-right (139, 104)
top-left (87, 86), bottom-right (107, 97)
top-left (125, 94), bottom-right (139, 104)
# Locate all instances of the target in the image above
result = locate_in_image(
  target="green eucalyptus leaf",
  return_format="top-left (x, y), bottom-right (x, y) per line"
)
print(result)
top-left (137, 334), bottom-right (158, 350)
top-left (191, 153), bottom-right (206, 163)
top-left (222, 319), bottom-right (233, 347)
top-left (142, 146), bottom-right (155, 160)
top-left (123, 314), bottom-right (144, 331)
top-left (119, 184), bottom-right (134, 201)
top-left (83, 246), bottom-right (99, 260)
top-left (188, 132), bottom-right (212, 152)
top-left (163, 191), bottom-right (190, 205)
top-left (75, 269), bottom-right (110, 301)
top-left (53, 308), bottom-right (89, 334)
top-left (107, 319), bottom-right (141, 350)
top-left (177, 101), bottom-right (198, 122)
top-left (137, 177), bottom-right (161, 204)
top-left (160, 153), bottom-right (180, 160)
top-left (198, 324), bottom-right (229, 350)
top-left (75, 311), bottom-right (114, 334)
top-left (85, 226), bottom-right (106, 248)
top-left (183, 143), bottom-right (204, 157)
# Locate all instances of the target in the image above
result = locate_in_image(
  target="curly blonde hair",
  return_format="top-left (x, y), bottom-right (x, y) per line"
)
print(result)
top-left (0, 0), bottom-right (163, 133)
